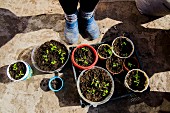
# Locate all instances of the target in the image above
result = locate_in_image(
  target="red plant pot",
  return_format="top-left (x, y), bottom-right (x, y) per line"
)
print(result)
top-left (71, 44), bottom-right (98, 70)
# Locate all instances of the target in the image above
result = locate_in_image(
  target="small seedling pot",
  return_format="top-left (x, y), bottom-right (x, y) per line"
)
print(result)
top-left (112, 36), bottom-right (134, 58)
top-left (123, 57), bottom-right (139, 72)
top-left (71, 44), bottom-right (98, 70)
top-left (106, 56), bottom-right (124, 75)
top-left (31, 40), bottom-right (70, 73)
top-left (97, 44), bottom-right (112, 60)
top-left (77, 66), bottom-right (114, 107)
top-left (7, 60), bottom-right (33, 82)
top-left (48, 76), bottom-right (63, 92)
top-left (124, 69), bottom-right (149, 93)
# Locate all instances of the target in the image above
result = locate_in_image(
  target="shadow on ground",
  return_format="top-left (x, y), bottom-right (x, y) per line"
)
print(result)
top-left (88, 1), bottom-right (170, 113)
top-left (0, 8), bottom-right (64, 48)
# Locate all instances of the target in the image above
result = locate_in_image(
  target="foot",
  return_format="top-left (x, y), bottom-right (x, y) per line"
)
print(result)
top-left (78, 11), bottom-right (100, 40)
top-left (64, 20), bottom-right (79, 44)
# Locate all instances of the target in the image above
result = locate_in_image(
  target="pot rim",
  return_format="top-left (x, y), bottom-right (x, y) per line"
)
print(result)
top-left (77, 66), bottom-right (114, 107)
top-left (7, 60), bottom-right (32, 82)
top-left (48, 76), bottom-right (63, 92)
top-left (31, 40), bottom-right (70, 73)
top-left (71, 44), bottom-right (98, 70)
top-left (97, 44), bottom-right (112, 60)
top-left (112, 36), bottom-right (134, 58)
top-left (124, 69), bottom-right (149, 93)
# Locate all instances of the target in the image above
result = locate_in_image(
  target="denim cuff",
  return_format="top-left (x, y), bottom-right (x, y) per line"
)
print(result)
top-left (80, 10), bottom-right (94, 19)
top-left (65, 13), bottom-right (77, 22)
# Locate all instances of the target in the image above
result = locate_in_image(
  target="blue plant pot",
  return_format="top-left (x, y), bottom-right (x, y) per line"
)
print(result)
top-left (48, 76), bottom-right (63, 92)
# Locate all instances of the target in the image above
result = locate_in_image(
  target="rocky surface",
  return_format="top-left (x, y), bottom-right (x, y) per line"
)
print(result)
top-left (0, 0), bottom-right (170, 113)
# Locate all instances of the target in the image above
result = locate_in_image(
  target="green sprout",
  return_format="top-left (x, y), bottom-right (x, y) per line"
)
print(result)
top-left (60, 57), bottom-right (65, 64)
top-left (102, 89), bottom-right (109, 96)
top-left (83, 56), bottom-right (86, 59)
top-left (61, 52), bottom-right (66, 57)
top-left (42, 55), bottom-right (48, 62)
top-left (46, 50), bottom-right (49, 54)
top-left (104, 48), bottom-right (113, 56)
top-left (113, 62), bottom-right (119, 67)
top-left (122, 42), bottom-right (127, 46)
top-left (50, 44), bottom-right (57, 51)
top-left (87, 89), bottom-right (96, 95)
top-left (57, 49), bottom-right (62, 55)
top-left (13, 63), bottom-right (18, 71)
top-left (133, 71), bottom-right (140, 86)
top-left (16, 70), bottom-right (24, 78)
top-left (81, 47), bottom-right (88, 52)
top-left (84, 60), bottom-right (88, 65)
top-left (51, 60), bottom-right (56, 65)
top-left (128, 62), bottom-right (133, 67)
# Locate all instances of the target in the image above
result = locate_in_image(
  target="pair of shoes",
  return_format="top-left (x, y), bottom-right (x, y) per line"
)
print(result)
top-left (64, 12), bottom-right (100, 44)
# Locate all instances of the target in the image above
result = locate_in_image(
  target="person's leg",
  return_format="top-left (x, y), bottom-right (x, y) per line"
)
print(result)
top-left (59, 0), bottom-right (79, 44)
top-left (79, 0), bottom-right (100, 40)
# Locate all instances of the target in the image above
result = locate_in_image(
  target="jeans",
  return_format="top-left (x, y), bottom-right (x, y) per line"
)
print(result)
top-left (59, 0), bottom-right (100, 15)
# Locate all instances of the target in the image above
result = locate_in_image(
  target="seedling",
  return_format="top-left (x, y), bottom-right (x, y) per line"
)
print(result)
top-left (104, 47), bottom-right (113, 56)
top-left (128, 62), bottom-right (133, 67)
top-left (51, 60), bottom-right (56, 65)
top-left (133, 71), bottom-right (140, 86)
top-left (15, 70), bottom-right (24, 78)
top-left (42, 55), bottom-right (48, 62)
top-left (81, 47), bottom-right (88, 52)
top-left (112, 62), bottom-right (119, 67)
top-left (60, 57), bottom-right (65, 64)
top-left (102, 89), bottom-right (108, 96)
top-left (122, 41), bottom-right (127, 46)
top-left (46, 50), bottom-right (49, 54)
top-left (50, 44), bottom-right (57, 51)
top-left (13, 63), bottom-right (18, 71)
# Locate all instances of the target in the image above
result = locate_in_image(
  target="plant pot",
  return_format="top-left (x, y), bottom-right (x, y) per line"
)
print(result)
top-left (97, 44), bottom-right (112, 60)
top-left (123, 57), bottom-right (139, 71)
top-left (48, 76), bottom-right (63, 92)
top-left (31, 40), bottom-right (69, 73)
top-left (7, 60), bottom-right (33, 82)
top-left (124, 69), bottom-right (149, 93)
top-left (106, 55), bottom-right (124, 75)
top-left (71, 44), bottom-right (98, 70)
top-left (112, 36), bottom-right (134, 58)
top-left (77, 66), bottom-right (114, 107)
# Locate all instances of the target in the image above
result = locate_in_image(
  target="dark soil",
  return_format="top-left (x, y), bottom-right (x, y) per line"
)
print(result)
top-left (34, 40), bottom-right (68, 71)
top-left (40, 78), bottom-right (50, 92)
top-left (80, 67), bottom-right (112, 102)
top-left (112, 38), bottom-right (133, 57)
top-left (51, 78), bottom-right (62, 90)
top-left (98, 44), bottom-right (112, 58)
top-left (9, 62), bottom-right (26, 80)
top-left (74, 46), bottom-right (95, 67)
top-left (106, 56), bottom-right (124, 74)
top-left (124, 57), bottom-right (139, 70)
top-left (126, 70), bottom-right (147, 91)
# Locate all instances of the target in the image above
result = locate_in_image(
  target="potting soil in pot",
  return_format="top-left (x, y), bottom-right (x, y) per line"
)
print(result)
top-left (124, 57), bottom-right (139, 70)
top-left (98, 45), bottom-right (112, 58)
top-left (34, 40), bottom-right (68, 71)
top-left (113, 38), bottom-right (133, 57)
top-left (51, 78), bottom-right (62, 90)
top-left (127, 70), bottom-right (146, 91)
top-left (9, 62), bottom-right (26, 80)
top-left (80, 68), bottom-right (112, 102)
top-left (74, 46), bottom-right (95, 67)
top-left (106, 56), bottom-right (124, 74)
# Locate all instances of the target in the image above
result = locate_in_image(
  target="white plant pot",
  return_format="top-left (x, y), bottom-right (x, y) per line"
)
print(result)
top-left (7, 60), bottom-right (33, 82)
top-left (77, 66), bottom-right (114, 107)
top-left (112, 36), bottom-right (134, 58)
top-left (124, 69), bottom-right (149, 93)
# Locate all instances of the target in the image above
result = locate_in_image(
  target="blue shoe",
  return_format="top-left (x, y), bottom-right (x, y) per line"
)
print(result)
top-left (64, 20), bottom-right (79, 44)
top-left (84, 16), bottom-right (100, 40)
top-left (78, 11), bottom-right (100, 40)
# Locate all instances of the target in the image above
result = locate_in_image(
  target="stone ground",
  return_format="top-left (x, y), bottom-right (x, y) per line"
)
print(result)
top-left (0, 0), bottom-right (170, 113)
